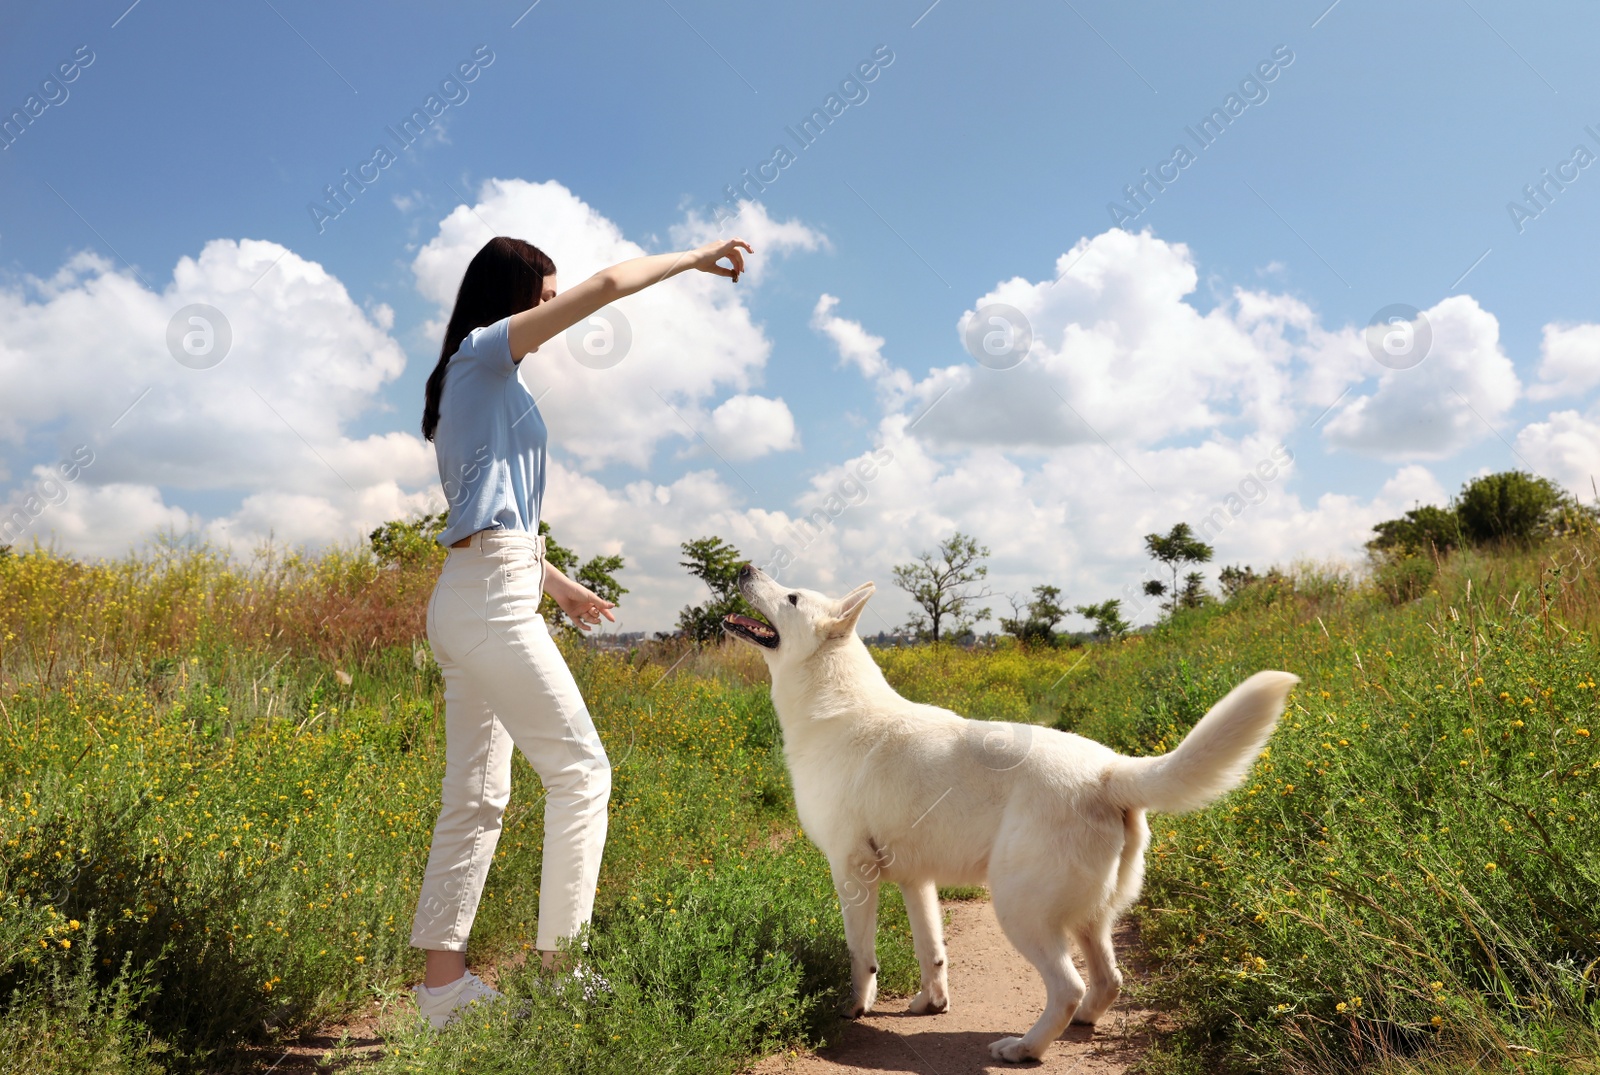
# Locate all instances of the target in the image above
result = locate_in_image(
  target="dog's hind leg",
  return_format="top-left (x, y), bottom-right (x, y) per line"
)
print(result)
top-left (988, 880), bottom-right (1086, 1062)
top-left (901, 880), bottom-right (949, 1014)
top-left (831, 859), bottom-right (881, 1017)
top-left (1071, 919), bottom-right (1122, 1025)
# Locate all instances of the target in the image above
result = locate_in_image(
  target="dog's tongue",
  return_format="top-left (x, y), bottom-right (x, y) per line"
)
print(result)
top-left (726, 614), bottom-right (774, 635)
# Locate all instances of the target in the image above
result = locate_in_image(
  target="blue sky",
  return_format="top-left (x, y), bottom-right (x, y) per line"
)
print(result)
top-left (3, 0), bottom-right (1597, 633)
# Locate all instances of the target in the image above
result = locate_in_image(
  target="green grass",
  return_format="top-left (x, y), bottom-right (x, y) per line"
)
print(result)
top-left (4, 535), bottom-right (1600, 1072)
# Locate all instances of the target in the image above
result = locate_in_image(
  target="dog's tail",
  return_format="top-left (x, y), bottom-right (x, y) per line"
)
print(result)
top-left (1103, 670), bottom-right (1298, 815)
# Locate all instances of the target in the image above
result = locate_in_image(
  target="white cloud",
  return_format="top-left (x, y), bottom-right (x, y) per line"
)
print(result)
top-left (1528, 322), bottom-right (1600, 402)
top-left (0, 466), bottom-right (199, 560)
top-left (706, 394), bottom-right (799, 459)
top-left (1515, 409), bottom-right (1600, 496)
top-left (1320, 296), bottom-right (1521, 460)
top-left (880, 229), bottom-right (1300, 452)
top-left (810, 294), bottom-right (913, 399)
top-left (411, 179), bottom-right (821, 469)
top-left (0, 237), bottom-right (439, 554)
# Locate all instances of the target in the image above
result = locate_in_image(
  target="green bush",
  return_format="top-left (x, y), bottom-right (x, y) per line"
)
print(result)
top-left (1456, 471), bottom-right (1574, 546)
top-left (1372, 551), bottom-right (1437, 604)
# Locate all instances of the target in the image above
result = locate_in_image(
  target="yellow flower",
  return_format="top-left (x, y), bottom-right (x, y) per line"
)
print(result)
top-left (1431, 1015), bottom-right (1443, 1027)
top-left (1484, 862), bottom-right (1497, 871)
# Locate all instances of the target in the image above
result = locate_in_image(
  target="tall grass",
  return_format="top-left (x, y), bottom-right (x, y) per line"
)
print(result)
top-left (0, 542), bottom-right (918, 1073)
top-left (4, 531), bottom-right (1599, 1072)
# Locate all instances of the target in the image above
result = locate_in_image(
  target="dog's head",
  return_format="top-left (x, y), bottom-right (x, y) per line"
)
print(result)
top-left (722, 564), bottom-right (875, 669)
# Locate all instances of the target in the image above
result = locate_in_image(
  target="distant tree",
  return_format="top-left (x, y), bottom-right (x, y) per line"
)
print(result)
top-left (999, 584), bottom-right (1067, 646)
top-left (676, 535), bottom-right (755, 643)
top-left (370, 513), bottom-right (448, 566)
top-left (892, 532), bottom-right (993, 643)
top-left (1179, 570), bottom-right (1210, 609)
top-left (1217, 564), bottom-right (1258, 598)
top-left (1367, 505), bottom-right (1463, 555)
top-left (1074, 599), bottom-right (1130, 641)
top-left (1143, 523), bottom-right (1214, 610)
top-left (1456, 471), bottom-right (1581, 546)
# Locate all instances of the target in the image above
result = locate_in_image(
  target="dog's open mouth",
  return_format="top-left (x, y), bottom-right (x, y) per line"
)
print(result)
top-left (723, 613), bottom-right (779, 649)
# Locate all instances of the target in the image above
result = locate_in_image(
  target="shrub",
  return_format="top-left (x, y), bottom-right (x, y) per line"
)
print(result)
top-left (1372, 551), bottom-right (1437, 604)
top-left (1368, 504), bottom-right (1464, 554)
top-left (1456, 471), bottom-right (1573, 546)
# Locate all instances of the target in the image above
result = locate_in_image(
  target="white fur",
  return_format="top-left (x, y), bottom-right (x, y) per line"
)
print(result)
top-left (726, 567), bottom-right (1298, 1063)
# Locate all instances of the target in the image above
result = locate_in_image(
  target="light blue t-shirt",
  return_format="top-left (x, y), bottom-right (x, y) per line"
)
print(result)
top-left (433, 316), bottom-right (548, 547)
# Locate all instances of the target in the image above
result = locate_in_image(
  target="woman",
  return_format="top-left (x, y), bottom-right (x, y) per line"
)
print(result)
top-left (411, 233), bottom-right (753, 1029)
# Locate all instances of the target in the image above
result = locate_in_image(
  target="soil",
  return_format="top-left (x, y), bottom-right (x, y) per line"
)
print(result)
top-left (747, 899), bottom-right (1168, 1075)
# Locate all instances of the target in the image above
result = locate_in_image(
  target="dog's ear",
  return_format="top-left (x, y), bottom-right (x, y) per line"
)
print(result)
top-left (824, 582), bottom-right (875, 639)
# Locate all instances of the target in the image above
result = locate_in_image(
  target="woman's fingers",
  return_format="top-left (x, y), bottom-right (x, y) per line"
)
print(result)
top-left (695, 239), bottom-right (753, 281)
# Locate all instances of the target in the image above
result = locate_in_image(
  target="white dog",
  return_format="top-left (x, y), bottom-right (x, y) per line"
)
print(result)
top-left (722, 566), bottom-right (1297, 1063)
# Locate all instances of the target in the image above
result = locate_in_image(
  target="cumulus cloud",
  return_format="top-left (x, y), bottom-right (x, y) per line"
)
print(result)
top-left (1515, 409), bottom-right (1600, 496)
top-left (0, 237), bottom-right (438, 554)
top-left (1320, 296), bottom-right (1521, 460)
top-left (871, 229), bottom-right (1301, 453)
top-left (706, 394), bottom-right (800, 459)
top-left (1527, 322), bottom-right (1600, 402)
top-left (411, 179), bottom-right (817, 469)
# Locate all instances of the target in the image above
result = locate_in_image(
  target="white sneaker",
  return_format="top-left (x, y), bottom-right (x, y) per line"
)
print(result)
top-left (530, 963), bottom-right (612, 1002)
top-left (570, 965), bottom-right (612, 1001)
top-left (414, 971), bottom-right (504, 1030)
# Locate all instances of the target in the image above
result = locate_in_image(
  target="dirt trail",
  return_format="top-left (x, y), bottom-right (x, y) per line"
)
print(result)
top-left (261, 900), bottom-right (1165, 1073)
top-left (748, 899), bottom-right (1165, 1075)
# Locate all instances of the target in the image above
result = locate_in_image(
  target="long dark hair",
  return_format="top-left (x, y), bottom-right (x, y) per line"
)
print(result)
top-left (422, 236), bottom-right (556, 442)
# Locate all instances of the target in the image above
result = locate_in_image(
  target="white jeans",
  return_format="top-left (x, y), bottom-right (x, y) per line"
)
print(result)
top-left (410, 529), bottom-right (611, 954)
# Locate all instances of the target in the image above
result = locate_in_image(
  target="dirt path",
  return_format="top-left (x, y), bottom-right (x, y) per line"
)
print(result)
top-left (260, 900), bottom-right (1165, 1073)
top-left (748, 900), bottom-right (1165, 1075)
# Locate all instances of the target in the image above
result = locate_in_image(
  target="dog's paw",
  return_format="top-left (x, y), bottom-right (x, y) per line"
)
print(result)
top-left (988, 1036), bottom-right (1041, 1063)
top-left (908, 990), bottom-right (949, 1015)
top-left (839, 992), bottom-right (876, 1019)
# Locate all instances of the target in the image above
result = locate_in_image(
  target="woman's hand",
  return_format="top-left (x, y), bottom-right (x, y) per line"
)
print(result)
top-left (542, 563), bottom-right (617, 631)
top-left (689, 238), bottom-right (753, 282)
top-left (556, 586), bottom-right (616, 632)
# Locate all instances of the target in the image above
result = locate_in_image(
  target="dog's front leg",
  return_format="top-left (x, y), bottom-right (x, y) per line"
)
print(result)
top-left (831, 859), bottom-right (881, 1018)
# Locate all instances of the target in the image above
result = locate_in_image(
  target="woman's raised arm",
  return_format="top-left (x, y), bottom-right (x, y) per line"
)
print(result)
top-left (507, 238), bottom-right (752, 362)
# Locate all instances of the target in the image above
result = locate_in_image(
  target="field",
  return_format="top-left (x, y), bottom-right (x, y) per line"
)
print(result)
top-left (2, 533), bottom-right (1599, 1073)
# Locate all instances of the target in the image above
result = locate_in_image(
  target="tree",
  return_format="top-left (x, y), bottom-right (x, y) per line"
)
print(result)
top-left (1074, 599), bottom-right (1130, 641)
top-left (892, 532), bottom-right (993, 642)
top-left (1456, 471), bottom-right (1578, 546)
top-left (369, 512), bottom-right (448, 566)
top-left (1143, 523), bottom-right (1214, 613)
top-left (1217, 564), bottom-right (1258, 598)
top-left (999, 584), bottom-right (1067, 646)
top-left (1367, 505), bottom-right (1463, 555)
top-left (676, 535), bottom-right (755, 642)
top-left (1179, 570), bottom-right (1209, 609)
